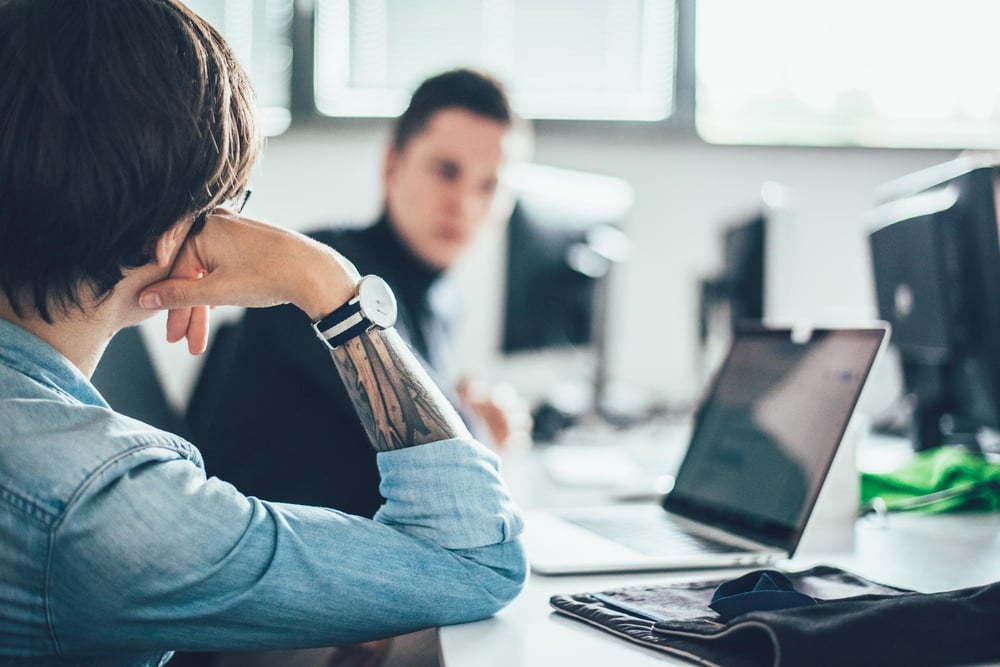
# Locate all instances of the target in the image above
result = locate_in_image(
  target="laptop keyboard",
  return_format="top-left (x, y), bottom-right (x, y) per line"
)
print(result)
top-left (566, 517), bottom-right (746, 556)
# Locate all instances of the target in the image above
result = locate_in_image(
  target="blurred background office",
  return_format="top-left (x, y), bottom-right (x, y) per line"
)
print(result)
top-left (107, 0), bottom-right (1000, 452)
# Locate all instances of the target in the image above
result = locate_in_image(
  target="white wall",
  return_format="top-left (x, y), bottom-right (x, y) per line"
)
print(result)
top-left (145, 121), bottom-right (958, 417)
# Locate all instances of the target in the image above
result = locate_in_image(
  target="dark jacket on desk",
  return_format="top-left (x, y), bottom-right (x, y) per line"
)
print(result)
top-left (188, 213), bottom-right (468, 518)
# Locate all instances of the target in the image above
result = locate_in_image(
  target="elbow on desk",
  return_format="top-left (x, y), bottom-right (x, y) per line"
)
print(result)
top-left (446, 539), bottom-right (529, 624)
top-left (488, 538), bottom-right (529, 609)
top-left (473, 538), bottom-right (529, 614)
top-left (468, 490), bottom-right (530, 616)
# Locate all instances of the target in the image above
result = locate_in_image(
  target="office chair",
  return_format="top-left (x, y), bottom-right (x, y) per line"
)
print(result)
top-left (186, 320), bottom-right (243, 442)
top-left (91, 326), bottom-right (189, 438)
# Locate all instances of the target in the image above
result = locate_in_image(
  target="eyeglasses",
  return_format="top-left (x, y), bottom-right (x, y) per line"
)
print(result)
top-left (222, 187), bottom-right (252, 214)
top-left (192, 187), bottom-right (252, 233)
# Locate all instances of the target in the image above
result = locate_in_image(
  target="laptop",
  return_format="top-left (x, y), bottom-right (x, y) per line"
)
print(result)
top-left (523, 325), bottom-right (888, 575)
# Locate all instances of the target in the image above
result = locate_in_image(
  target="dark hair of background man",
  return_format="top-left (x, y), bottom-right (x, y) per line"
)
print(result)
top-left (391, 68), bottom-right (513, 152)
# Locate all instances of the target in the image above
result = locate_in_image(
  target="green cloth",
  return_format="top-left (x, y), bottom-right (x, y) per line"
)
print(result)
top-left (860, 447), bottom-right (1000, 513)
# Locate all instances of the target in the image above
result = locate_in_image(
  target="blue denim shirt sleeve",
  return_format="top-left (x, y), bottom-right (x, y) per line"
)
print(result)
top-left (46, 436), bottom-right (526, 654)
top-left (1, 320), bottom-right (527, 662)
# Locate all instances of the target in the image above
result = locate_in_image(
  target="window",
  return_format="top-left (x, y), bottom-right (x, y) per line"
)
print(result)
top-left (187, 0), bottom-right (294, 136)
top-left (696, 0), bottom-right (1000, 148)
top-left (313, 0), bottom-right (676, 121)
top-left (185, 0), bottom-right (999, 148)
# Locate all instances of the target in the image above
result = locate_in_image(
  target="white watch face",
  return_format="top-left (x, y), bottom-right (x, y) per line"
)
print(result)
top-left (358, 275), bottom-right (398, 329)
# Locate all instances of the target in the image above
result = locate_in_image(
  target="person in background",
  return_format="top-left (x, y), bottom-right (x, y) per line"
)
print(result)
top-left (0, 2), bottom-right (526, 665)
top-left (190, 68), bottom-right (531, 519)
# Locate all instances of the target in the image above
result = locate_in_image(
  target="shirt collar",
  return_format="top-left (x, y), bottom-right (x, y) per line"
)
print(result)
top-left (0, 319), bottom-right (108, 408)
top-left (365, 212), bottom-right (446, 308)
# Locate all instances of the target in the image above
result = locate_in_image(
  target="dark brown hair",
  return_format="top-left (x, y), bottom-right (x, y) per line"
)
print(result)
top-left (0, 0), bottom-right (261, 321)
top-left (391, 68), bottom-right (512, 152)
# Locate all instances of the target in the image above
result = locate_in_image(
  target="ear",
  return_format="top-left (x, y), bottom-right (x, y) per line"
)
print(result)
top-left (382, 144), bottom-right (399, 193)
top-left (154, 219), bottom-right (194, 268)
top-left (490, 185), bottom-right (518, 230)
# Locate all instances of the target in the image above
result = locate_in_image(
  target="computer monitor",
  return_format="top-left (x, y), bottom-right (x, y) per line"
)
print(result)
top-left (868, 157), bottom-right (1000, 452)
top-left (501, 203), bottom-right (599, 353)
top-left (698, 212), bottom-right (767, 347)
top-left (698, 182), bottom-right (798, 349)
top-left (501, 164), bottom-right (632, 351)
top-left (499, 163), bottom-right (632, 423)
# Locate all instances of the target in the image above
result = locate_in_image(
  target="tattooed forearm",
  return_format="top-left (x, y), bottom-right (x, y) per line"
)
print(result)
top-left (330, 328), bottom-right (472, 451)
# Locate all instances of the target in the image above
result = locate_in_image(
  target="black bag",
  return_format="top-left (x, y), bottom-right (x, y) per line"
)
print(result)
top-left (550, 565), bottom-right (1000, 667)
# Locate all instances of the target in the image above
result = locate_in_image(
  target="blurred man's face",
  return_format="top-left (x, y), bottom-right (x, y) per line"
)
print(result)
top-left (383, 108), bottom-right (508, 270)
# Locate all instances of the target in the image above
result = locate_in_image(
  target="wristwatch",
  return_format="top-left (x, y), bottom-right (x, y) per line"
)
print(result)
top-left (312, 275), bottom-right (398, 349)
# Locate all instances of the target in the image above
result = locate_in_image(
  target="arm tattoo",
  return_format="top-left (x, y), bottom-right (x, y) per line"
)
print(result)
top-left (330, 328), bottom-right (471, 451)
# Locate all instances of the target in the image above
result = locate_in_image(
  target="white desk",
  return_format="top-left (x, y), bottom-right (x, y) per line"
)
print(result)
top-left (439, 437), bottom-right (1000, 667)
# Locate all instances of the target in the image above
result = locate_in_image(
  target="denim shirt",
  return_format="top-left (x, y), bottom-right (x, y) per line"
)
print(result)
top-left (0, 320), bottom-right (527, 666)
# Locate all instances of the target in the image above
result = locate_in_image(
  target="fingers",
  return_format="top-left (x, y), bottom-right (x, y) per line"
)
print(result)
top-left (141, 275), bottom-right (213, 312)
top-left (461, 378), bottom-right (533, 450)
top-left (165, 306), bottom-right (191, 344)
top-left (186, 305), bottom-right (210, 355)
top-left (163, 303), bottom-right (210, 354)
top-left (154, 251), bottom-right (211, 353)
top-left (139, 211), bottom-right (359, 339)
top-left (483, 406), bottom-right (512, 447)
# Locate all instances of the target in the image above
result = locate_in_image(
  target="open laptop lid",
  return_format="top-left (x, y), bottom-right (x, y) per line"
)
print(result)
top-left (663, 325), bottom-right (888, 555)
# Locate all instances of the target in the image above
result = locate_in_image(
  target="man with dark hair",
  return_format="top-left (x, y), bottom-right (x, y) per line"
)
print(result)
top-left (0, 2), bottom-right (526, 665)
top-left (190, 68), bottom-right (530, 519)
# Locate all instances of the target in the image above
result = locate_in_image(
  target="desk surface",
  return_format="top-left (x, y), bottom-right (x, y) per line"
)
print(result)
top-left (439, 435), bottom-right (1000, 667)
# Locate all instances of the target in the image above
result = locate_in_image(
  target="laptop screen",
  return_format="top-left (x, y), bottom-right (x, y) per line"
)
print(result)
top-left (664, 327), bottom-right (885, 552)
